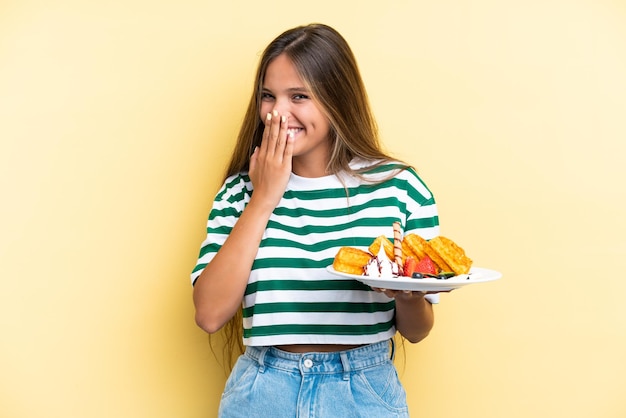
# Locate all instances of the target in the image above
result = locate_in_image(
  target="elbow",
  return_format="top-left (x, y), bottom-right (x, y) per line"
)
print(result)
top-left (398, 317), bottom-right (434, 344)
top-left (192, 286), bottom-right (232, 334)
top-left (404, 329), bottom-right (431, 344)
top-left (194, 309), bottom-right (226, 334)
top-left (192, 272), bottom-right (244, 335)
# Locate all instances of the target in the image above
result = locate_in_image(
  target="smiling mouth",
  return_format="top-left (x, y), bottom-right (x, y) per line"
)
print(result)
top-left (287, 127), bottom-right (303, 137)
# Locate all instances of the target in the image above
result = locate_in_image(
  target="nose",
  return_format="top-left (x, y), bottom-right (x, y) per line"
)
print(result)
top-left (271, 97), bottom-right (291, 118)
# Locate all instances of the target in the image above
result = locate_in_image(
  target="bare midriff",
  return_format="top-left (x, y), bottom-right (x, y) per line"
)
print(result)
top-left (275, 344), bottom-right (365, 353)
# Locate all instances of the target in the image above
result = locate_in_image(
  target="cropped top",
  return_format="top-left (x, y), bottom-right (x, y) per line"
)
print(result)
top-left (191, 160), bottom-right (440, 346)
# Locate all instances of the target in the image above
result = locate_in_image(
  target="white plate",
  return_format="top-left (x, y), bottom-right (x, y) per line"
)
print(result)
top-left (326, 266), bottom-right (502, 291)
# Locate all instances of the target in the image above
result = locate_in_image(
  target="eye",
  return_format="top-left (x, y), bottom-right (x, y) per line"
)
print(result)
top-left (292, 94), bottom-right (309, 101)
top-left (261, 92), bottom-right (275, 101)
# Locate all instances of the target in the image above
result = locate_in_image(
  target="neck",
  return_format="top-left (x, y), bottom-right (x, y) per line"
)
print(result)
top-left (292, 157), bottom-right (329, 178)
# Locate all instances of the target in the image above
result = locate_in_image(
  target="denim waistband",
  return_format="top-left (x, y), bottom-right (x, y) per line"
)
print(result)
top-left (244, 340), bottom-right (393, 378)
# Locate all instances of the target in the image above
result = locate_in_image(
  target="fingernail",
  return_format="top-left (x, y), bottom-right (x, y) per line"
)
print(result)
top-left (281, 115), bottom-right (287, 123)
top-left (266, 112), bottom-right (272, 121)
top-left (273, 110), bottom-right (278, 117)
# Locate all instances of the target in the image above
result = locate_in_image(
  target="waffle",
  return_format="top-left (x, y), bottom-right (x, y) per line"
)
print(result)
top-left (332, 246), bottom-right (372, 275)
top-left (402, 233), bottom-right (452, 273)
top-left (428, 236), bottom-right (473, 275)
top-left (368, 235), bottom-right (395, 261)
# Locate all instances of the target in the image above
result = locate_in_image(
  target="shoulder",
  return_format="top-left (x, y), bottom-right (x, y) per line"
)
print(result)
top-left (350, 158), bottom-right (421, 183)
top-left (215, 172), bottom-right (252, 202)
top-left (352, 159), bottom-right (435, 201)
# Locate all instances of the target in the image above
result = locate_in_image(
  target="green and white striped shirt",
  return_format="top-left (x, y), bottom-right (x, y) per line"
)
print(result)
top-left (191, 160), bottom-right (440, 346)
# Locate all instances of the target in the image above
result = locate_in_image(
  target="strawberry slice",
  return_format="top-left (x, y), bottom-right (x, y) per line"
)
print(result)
top-left (403, 256), bottom-right (417, 277)
top-left (414, 255), bottom-right (437, 276)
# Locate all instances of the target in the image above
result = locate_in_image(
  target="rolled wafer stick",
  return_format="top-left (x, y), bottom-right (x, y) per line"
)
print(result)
top-left (392, 221), bottom-right (403, 269)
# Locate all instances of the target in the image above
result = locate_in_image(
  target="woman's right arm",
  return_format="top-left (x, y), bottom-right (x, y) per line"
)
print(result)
top-left (193, 111), bottom-right (293, 333)
top-left (192, 197), bottom-right (276, 333)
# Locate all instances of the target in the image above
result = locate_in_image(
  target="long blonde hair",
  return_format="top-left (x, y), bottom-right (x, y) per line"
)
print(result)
top-left (216, 23), bottom-right (404, 367)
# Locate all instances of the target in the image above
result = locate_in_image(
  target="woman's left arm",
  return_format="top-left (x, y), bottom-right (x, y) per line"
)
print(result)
top-left (376, 289), bottom-right (435, 343)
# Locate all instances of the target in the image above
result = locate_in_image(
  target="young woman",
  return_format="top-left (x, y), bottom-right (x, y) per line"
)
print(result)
top-left (191, 23), bottom-right (442, 418)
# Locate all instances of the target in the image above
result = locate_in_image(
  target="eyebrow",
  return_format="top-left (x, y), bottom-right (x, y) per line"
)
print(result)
top-left (261, 87), bottom-right (309, 93)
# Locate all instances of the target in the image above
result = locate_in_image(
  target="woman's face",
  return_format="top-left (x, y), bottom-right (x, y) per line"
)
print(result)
top-left (259, 54), bottom-right (331, 176)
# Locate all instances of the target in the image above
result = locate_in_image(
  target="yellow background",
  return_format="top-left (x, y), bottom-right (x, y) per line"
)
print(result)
top-left (2, 1), bottom-right (625, 417)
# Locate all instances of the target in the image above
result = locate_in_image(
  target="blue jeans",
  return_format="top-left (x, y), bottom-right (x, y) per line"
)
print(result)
top-left (218, 340), bottom-right (409, 418)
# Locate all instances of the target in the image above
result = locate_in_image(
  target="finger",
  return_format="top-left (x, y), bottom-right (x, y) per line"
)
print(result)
top-left (282, 128), bottom-right (295, 161)
top-left (273, 114), bottom-right (287, 155)
top-left (267, 110), bottom-right (280, 155)
top-left (249, 146), bottom-right (259, 174)
top-left (260, 112), bottom-right (272, 155)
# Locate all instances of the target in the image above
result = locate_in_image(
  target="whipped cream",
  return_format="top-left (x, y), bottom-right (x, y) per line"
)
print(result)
top-left (364, 246), bottom-right (399, 278)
